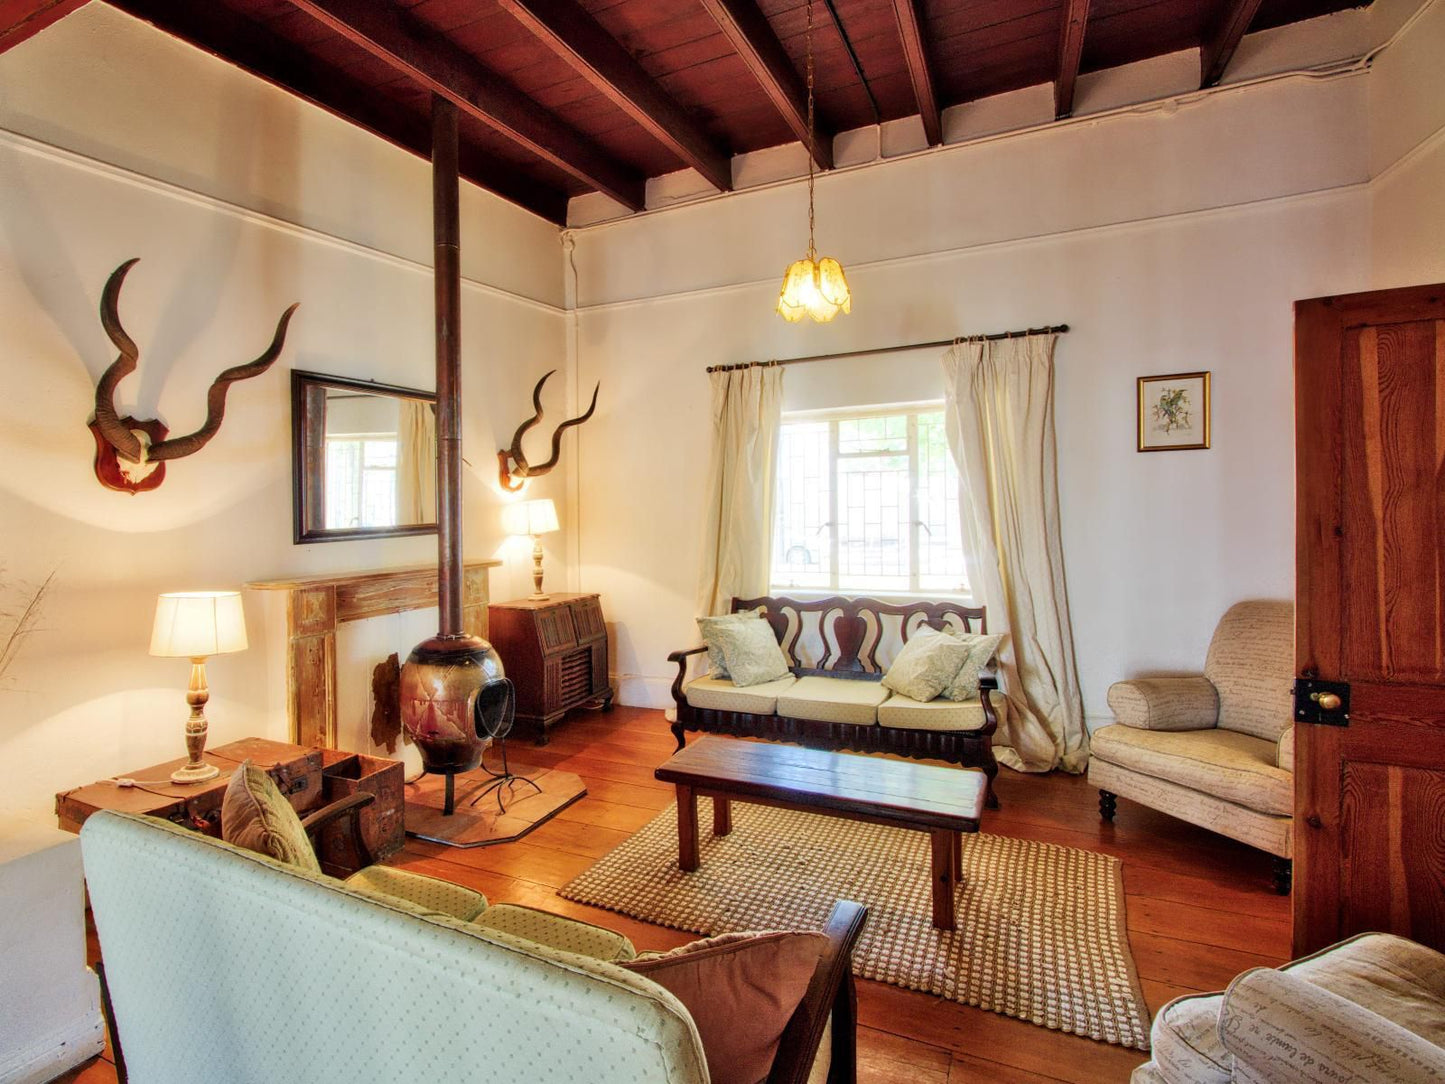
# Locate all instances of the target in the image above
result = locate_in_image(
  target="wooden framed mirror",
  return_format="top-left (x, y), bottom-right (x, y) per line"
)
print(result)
top-left (292, 370), bottom-right (438, 544)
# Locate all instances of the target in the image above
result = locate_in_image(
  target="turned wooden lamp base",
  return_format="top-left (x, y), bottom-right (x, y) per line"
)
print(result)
top-left (171, 660), bottom-right (220, 785)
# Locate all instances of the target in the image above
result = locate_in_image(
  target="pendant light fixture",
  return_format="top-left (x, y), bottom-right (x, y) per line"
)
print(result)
top-left (776, 0), bottom-right (851, 323)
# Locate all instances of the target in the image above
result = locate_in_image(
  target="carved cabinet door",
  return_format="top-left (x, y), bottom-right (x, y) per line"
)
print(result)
top-left (1294, 282), bottom-right (1445, 955)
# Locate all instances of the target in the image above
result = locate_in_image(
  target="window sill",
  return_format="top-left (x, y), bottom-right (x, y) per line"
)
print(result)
top-left (767, 587), bottom-right (977, 606)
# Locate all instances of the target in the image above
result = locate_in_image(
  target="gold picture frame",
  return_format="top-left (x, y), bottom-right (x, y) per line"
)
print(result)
top-left (1137, 371), bottom-right (1210, 452)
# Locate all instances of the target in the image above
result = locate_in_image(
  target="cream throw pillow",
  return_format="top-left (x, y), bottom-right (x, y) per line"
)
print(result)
top-left (707, 617), bottom-right (791, 687)
top-left (221, 759), bottom-right (321, 873)
top-left (882, 625), bottom-right (972, 702)
top-left (696, 609), bottom-right (763, 679)
top-left (622, 930), bottom-right (827, 1084)
top-left (942, 632), bottom-right (1005, 702)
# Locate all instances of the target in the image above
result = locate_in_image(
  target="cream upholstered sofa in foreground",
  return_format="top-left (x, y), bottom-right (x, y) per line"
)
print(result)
top-left (1087, 600), bottom-right (1295, 892)
top-left (1132, 932), bottom-right (1445, 1083)
top-left (80, 810), bottom-right (862, 1084)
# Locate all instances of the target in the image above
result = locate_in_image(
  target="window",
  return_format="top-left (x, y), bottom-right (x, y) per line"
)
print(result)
top-left (771, 405), bottom-right (969, 596)
top-left (325, 435), bottom-right (399, 529)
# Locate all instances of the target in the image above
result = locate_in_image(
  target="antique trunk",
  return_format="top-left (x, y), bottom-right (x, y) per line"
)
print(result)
top-left (56, 737), bottom-right (403, 876)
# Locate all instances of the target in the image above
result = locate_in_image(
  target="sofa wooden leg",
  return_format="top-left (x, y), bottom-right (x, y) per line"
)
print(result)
top-left (669, 719), bottom-right (687, 752)
top-left (1098, 789), bottom-right (1117, 822)
top-left (979, 747), bottom-right (1000, 810)
top-left (1272, 857), bottom-right (1292, 896)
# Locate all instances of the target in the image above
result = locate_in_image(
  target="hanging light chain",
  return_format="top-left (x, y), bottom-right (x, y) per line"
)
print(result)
top-left (805, 0), bottom-right (816, 260)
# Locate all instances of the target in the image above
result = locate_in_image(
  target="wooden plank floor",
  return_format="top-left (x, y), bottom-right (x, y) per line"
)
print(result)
top-left (61, 706), bottom-right (1291, 1083)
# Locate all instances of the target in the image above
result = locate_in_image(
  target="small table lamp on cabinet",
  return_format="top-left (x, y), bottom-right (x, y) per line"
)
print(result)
top-left (150, 590), bottom-right (248, 785)
top-left (503, 498), bottom-right (560, 600)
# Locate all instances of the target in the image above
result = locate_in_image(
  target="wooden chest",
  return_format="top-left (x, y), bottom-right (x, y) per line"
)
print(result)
top-left (55, 737), bottom-right (404, 877)
top-left (488, 593), bottom-right (613, 744)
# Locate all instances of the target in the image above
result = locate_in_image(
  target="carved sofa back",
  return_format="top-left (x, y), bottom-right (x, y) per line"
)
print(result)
top-left (731, 595), bottom-right (987, 679)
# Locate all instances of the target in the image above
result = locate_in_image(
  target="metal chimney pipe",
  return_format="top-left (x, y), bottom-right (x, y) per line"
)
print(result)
top-left (432, 93), bottom-right (463, 638)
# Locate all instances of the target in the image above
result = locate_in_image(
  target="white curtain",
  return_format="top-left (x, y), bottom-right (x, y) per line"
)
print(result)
top-left (396, 399), bottom-right (437, 525)
top-left (696, 365), bottom-right (785, 617)
top-left (942, 334), bottom-right (1088, 773)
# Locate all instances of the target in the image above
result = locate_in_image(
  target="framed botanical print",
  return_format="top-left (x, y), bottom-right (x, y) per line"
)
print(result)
top-left (1137, 371), bottom-right (1210, 452)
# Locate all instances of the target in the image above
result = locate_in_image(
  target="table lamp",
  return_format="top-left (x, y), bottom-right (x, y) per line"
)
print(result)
top-left (149, 590), bottom-right (248, 785)
top-left (502, 498), bottom-right (560, 600)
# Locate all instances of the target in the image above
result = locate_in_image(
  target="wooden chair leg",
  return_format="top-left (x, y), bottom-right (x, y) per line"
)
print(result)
top-left (94, 960), bottom-right (128, 1084)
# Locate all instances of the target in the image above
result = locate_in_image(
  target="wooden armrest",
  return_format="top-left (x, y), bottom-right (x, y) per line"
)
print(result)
top-left (767, 900), bottom-right (868, 1084)
top-left (978, 669), bottom-right (999, 691)
top-left (301, 792), bottom-right (376, 867)
top-left (668, 645), bottom-right (709, 707)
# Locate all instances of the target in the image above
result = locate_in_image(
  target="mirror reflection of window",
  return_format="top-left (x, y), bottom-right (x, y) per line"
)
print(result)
top-left (322, 391), bottom-right (408, 530)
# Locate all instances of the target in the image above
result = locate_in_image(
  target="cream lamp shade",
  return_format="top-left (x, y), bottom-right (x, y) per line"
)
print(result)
top-left (502, 498), bottom-right (559, 538)
top-left (150, 591), bottom-right (248, 658)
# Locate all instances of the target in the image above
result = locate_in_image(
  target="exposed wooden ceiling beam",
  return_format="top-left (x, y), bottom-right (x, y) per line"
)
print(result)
top-left (890, 0), bottom-right (940, 145)
top-left (0, 0), bottom-right (91, 55)
top-left (107, 0), bottom-right (568, 224)
top-left (698, 0), bottom-right (832, 171)
top-left (1200, 0), bottom-right (1264, 88)
top-left (1054, 0), bottom-right (1091, 119)
top-left (285, 0), bottom-right (645, 210)
top-left (496, 0), bottom-right (732, 193)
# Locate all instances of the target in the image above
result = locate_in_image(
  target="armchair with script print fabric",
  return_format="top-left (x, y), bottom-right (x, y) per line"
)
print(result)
top-left (1087, 600), bottom-right (1296, 893)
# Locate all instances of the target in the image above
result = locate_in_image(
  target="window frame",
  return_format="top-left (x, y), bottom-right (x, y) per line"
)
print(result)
top-left (769, 401), bottom-right (972, 602)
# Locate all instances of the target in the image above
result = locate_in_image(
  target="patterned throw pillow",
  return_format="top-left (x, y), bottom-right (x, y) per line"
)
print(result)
top-left (696, 610), bottom-right (763, 679)
top-left (881, 625), bottom-right (972, 702)
top-left (942, 632), bottom-right (1005, 702)
top-left (221, 759), bottom-right (321, 873)
top-left (621, 930), bottom-right (827, 1084)
top-left (707, 617), bottom-right (791, 687)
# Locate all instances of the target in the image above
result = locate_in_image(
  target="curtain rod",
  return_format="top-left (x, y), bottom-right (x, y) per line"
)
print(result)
top-left (705, 324), bottom-right (1069, 373)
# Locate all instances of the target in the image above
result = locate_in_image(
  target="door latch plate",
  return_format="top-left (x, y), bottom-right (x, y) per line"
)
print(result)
top-left (1293, 678), bottom-right (1350, 726)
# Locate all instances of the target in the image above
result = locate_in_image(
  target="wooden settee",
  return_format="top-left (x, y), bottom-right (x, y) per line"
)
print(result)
top-left (668, 595), bottom-right (1002, 806)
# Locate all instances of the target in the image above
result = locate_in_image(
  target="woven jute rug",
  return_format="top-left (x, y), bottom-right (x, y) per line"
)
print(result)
top-left (561, 798), bottom-right (1151, 1050)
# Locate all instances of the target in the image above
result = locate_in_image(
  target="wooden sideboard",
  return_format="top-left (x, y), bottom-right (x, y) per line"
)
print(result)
top-left (488, 594), bottom-right (613, 744)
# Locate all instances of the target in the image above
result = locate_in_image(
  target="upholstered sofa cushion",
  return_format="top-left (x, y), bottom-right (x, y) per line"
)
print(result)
top-left (221, 759), bottom-right (322, 873)
top-left (697, 610), bottom-right (764, 679)
top-left (684, 674), bottom-right (797, 714)
top-left (1107, 677), bottom-right (1219, 732)
top-left (942, 633), bottom-right (1004, 702)
top-left (1089, 724), bottom-right (1291, 816)
top-left (776, 676), bottom-right (891, 725)
top-left (877, 693), bottom-right (1000, 732)
top-left (708, 617), bottom-right (792, 686)
top-left (1203, 600), bottom-right (1294, 742)
top-left (1285, 932), bottom-right (1445, 1047)
top-left (623, 930), bottom-right (827, 1084)
top-left (474, 904), bottom-right (637, 963)
top-left (345, 865), bottom-right (488, 921)
top-left (882, 626), bottom-right (972, 702)
top-left (1147, 991), bottom-right (1232, 1084)
top-left (1275, 726), bottom-right (1295, 772)
top-left (1219, 966), bottom-right (1445, 1083)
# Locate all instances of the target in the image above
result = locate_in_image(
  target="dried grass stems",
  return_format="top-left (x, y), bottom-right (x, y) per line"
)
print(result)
top-left (1, 569), bottom-right (56, 683)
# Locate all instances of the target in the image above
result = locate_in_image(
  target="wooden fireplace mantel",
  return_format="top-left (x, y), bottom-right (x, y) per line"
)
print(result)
top-left (248, 560), bottom-right (501, 748)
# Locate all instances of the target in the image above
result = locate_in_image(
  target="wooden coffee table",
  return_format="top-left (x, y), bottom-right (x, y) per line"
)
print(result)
top-left (655, 737), bottom-right (987, 931)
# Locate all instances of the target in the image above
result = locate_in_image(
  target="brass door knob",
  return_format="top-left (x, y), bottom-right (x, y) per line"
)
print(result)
top-left (1314, 692), bottom-right (1342, 711)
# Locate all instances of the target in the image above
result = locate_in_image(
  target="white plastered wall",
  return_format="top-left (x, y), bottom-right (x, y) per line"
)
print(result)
top-left (567, 49), bottom-right (1390, 723)
top-left (0, 4), bottom-right (568, 830)
top-left (1369, 0), bottom-right (1445, 286)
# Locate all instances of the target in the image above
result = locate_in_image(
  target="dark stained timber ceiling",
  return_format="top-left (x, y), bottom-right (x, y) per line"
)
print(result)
top-left (12, 0), bottom-right (1369, 223)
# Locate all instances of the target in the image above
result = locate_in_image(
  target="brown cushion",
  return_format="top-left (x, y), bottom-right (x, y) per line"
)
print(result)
top-left (221, 760), bottom-right (321, 873)
top-left (621, 930), bottom-right (827, 1084)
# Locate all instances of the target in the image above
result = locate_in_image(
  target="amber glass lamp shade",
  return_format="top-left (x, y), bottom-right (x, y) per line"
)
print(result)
top-left (776, 256), bottom-right (852, 324)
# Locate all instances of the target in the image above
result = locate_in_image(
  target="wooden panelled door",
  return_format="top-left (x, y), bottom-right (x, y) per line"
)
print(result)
top-left (1294, 282), bottom-right (1445, 957)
